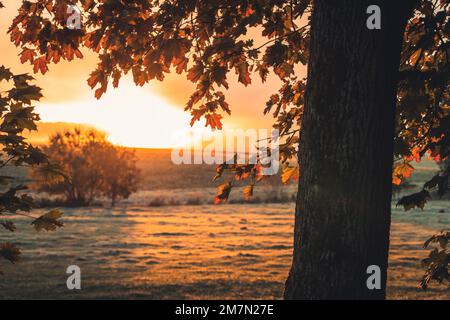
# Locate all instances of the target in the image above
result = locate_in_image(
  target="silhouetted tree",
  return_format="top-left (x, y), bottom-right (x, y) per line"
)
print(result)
top-left (33, 129), bottom-right (140, 206)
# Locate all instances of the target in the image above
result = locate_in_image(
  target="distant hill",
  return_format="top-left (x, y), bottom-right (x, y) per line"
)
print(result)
top-left (24, 122), bottom-right (100, 145)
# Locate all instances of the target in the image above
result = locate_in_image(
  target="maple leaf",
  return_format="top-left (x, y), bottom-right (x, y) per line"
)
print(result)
top-left (236, 61), bottom-right (251, 86)
top-left (147, 63), bottom-right (165, 81)
top-left (20, 48), bottom-right (34, 64)
top-left (243, 184), bottom-right (254, 200)
top-left (424, 232), bottom-right (450, 249)
top-left (294, 0), bottom-right (311, 18)
top-left (83, 0), bottom-right (95, 10)
top-left (205, 113), bottom-right (223, 130)
top-left (33, 57), bottom-right (48, 75)
top-left (211, 65), bottom-right (228, 88)
top-left (274, 62), bottom-right (294, 79)
top-left (213, 163), bottom-right (227, 181)
top-left (31, 209), bottom-right (64, 232)
top-left (405, 147), bottom-right (421, 163)
top-left (281, 166), bottom-right (299, 184)
top-left (112, 70), bottom-right (121, 88)
top-left (190, 108), bottom-right (205, 127)
top-left (409, 49), bottom-right (422, 66)
top-left (423, 174), bottom-right (449, 197)
top-left (187, 62), bottom-right (204, 82)
top-left (132, 66), bottom-right (147, 86)
top-left (392, 161), bottom-right (414, 185)
top-left (95, 87), bottom-right (105, 99)
top-left (174, 57), bottom-right (188, 74)
top-left (87, 70), bottom-right (103, 89)
top-left (0, 66), bottom-right (13, 81)
top-left (214, 182), bottom-right (232, 204)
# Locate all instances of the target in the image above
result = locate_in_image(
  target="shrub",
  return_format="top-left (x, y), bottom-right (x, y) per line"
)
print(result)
top-left (32, 128), bottom-right (140, 206)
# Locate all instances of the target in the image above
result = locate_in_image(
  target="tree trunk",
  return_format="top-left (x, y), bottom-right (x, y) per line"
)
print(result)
top-left (285, 0), bottom-right (417, 299)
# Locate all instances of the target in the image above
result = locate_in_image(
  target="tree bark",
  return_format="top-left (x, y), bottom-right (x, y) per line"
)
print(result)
top-left (285, 0), bottom-right (417, 299)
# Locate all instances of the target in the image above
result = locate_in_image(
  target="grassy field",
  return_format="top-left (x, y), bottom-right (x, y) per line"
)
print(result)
top-left (0, 149), bottom-right (448, 299)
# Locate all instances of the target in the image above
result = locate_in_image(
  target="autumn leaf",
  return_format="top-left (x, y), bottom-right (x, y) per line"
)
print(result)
top-left (243, 184), bottom-right (254, 200)
top-left (87, 70), bottom-right (104, 89)
top-left (187, 62), bottom-right (204, 82)
top-left (274, 62), bottom-right (294, 79)
top-left (234, 166), bottom-right (251, 181)
top-left (20, 48), bottom-right (35, 64)
top-left (190, 108), bottom-right (205, 127)
top-left (211, 65), bottom-right (228, 88)
top-left (214, 182), bottom-right (232, 204)
top-left (0, 66), bottom-right (13, 81)
top-left (294, 0), bottom-right (311, 18)
top-left (95, 87), bottom-right (105, 99)
top-left (237, 61), bottom-right (251, 86)
top-left (213, 163), bottom-right (227, 181)
top-left (205, 113), bottom-right (223, 130)
top-left (0, 242), bottom-right (21, 264)
top-left (424, 232), bottom-right (450, 249)
top-left (409, 49), bottom-right (422, 66)
top-left (174, 57), bottom-right (188, 74)
top-left (33, 57), bottom-right (48, 75)
top-left (281, 166), bottom-right (299, 184)
top-left (255, 164), bottom-right (265, 182)
top-left (423, 174), bottom-right (449, 197)
top-left (82, 0), bottom-right (95, 10)
top-left (406, 147), bottom-right (421, 163)
top-left (392, 161), bottom-right (414, 185)
top-left (420, 237), bottom-right (449, 290)
top-left (31, 209), bottom-right (64, 232)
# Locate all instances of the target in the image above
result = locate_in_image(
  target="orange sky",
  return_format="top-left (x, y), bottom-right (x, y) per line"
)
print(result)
top-left (0, 2), bottom-right (306, 148)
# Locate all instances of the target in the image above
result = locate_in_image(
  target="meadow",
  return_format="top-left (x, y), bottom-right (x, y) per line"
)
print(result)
top-left (0, 149), bottom-right (448, 299)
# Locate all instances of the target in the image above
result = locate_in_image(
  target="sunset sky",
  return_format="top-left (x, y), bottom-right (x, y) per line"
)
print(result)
top-left (0, 2), bottom-right (305, 148)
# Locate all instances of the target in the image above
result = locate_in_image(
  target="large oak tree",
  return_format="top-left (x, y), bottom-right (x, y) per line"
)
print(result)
top-left (7, 0), bottom-right (449, 298)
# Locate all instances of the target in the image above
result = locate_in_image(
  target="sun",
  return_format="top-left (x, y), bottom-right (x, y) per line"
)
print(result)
top-left (35, 79), bottom-right (216, 149)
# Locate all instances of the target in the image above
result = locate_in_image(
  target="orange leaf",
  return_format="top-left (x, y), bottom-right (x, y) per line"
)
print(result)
top-left (95, 87), bottom-right (105, 99)
top-left (392, 161), bottom-right (414, 185)
top-left (281, 166), bottom-right (299, 184)
top-left (20, 48), bottom-right (34, 64)
top-left (87, 70), bottom-right (103, 89)
top-left (187, 62), bottom-right (204, 82)
top-left (237, 61), bottom-right (251, 86)
top-left (243, 184), bottom-right (254, 200)
top-left (33, 57), bottom-right (48, 74)
top-left (205, 113), bottom-right (223, 130)
top-left (214, 182), bottom-right (232, 204)
top-left (190, 109), bottom-right (205, 127)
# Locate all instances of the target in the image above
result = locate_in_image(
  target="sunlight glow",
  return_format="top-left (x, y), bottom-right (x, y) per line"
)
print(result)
top-left (35, 80), bottom-right (218, 149)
